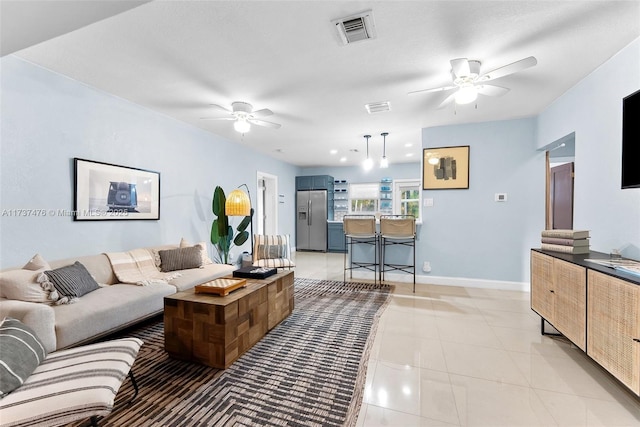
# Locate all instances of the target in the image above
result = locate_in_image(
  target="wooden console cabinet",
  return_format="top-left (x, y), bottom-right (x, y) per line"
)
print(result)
top-left (531, 250), bottom-right (586, 350)
top-left (530, 249), bottom-right (640, 396)
top-left (587, 270), bottom-right (640, 395)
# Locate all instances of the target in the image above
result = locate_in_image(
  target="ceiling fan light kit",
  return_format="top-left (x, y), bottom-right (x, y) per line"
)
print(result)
top-left (233, 118), bottom-right (250, 133)
top-left (454, 84), bottom-right (478, 105)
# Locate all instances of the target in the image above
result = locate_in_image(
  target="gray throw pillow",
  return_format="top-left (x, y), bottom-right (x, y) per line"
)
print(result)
top-left (159, 246), bottom-right (203, 272)
top-left (0, 317), bottom-right (47, 397)
top-left (256, 244), bottom-right (286, 260)
top-left (45, 261), bottom-right (100, 299)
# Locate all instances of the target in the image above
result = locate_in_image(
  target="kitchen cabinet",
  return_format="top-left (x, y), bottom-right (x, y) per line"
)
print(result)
top-left (327, 222), bottom-right (346, 253)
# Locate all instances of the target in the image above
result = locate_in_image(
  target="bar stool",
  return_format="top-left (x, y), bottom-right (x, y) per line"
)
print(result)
top-left (380, 215), bottom-right (416, 292)
top-left (343, 215), bottom-right (378, 285)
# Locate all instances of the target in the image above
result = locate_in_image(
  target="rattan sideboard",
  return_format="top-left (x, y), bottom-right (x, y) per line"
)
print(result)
top-left (531, 249), bottom-right (640, 396)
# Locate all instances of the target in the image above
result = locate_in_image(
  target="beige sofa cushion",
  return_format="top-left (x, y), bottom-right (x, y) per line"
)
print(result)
top-left (168, 263), bottom-right (236, 292)
top-left (54, 283), bottom-right (175, 349)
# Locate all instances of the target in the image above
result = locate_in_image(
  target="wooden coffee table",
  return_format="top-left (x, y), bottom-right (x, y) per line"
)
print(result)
top-left (164, 270), bottom-right (294, 368)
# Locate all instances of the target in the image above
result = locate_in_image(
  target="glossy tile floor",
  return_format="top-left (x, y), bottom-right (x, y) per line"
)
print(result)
top-left (293, 251), bottom-right (640, 427)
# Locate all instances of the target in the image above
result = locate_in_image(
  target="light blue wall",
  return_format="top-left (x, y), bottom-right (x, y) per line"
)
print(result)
top-left (537, 37), bottom-right (640, 260)
top-left (421, 118), bottom-right (544, 283)
top-left (304, 120), bottom-right (544, 284)
top-left (0, 56), bottom-right (300, 268)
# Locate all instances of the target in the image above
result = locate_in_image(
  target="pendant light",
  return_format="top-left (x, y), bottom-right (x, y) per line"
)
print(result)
top-left (380, 132), bottom-right (389, 168)
top-left (362, 135), bottom-right (373, 171)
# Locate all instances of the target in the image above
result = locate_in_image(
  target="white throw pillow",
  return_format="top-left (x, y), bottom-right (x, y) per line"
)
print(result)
top-left (0, 269), bottom-right (51, 303)
top-left (22, 253), bottom-right (51, 271)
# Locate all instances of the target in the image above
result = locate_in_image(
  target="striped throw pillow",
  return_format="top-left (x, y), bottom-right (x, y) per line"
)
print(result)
top-left (159, 246), bottom-right (203, 272)
top-left (0, 317), bottom-right (47, 397)
top-left (45, 261), bottom-right (100, 302)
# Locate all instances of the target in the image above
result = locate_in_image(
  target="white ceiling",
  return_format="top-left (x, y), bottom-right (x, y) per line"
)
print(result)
top-left (3, 1), bottom-right (639, 167)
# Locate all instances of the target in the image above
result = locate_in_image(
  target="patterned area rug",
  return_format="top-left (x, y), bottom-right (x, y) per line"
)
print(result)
top-left (95, 278), bottom-right (392, 427)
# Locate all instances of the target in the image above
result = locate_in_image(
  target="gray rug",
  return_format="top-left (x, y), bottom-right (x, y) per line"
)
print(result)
top-left (96, 278), bottom-right (392, 427)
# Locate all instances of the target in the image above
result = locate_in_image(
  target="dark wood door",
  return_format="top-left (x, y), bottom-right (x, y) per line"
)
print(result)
top-left (551, 162), bottom-right (574, 229)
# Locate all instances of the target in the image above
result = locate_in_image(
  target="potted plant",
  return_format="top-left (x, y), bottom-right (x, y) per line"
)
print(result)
top-left (210, 186), bottom-right (252, 264)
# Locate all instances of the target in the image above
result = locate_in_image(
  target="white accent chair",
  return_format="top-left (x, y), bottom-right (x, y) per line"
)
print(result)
top-left (252, 235), bottom-right (295, 269)
top-left (0, 337), bottom-right (142, 427)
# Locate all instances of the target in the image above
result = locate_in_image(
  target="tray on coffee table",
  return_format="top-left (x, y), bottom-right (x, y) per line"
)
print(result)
top-left (194, 278), bottom-right (247, 296)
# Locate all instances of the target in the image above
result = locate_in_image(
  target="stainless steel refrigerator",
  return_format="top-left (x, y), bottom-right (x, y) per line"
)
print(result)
top-left (296, 190), bottom-right (327, 251)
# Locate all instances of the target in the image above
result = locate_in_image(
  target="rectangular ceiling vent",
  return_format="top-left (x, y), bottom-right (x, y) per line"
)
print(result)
top-left (365, 101), bottom-right (391, 114)
top-left (332, 10), bottom-right (376, 45)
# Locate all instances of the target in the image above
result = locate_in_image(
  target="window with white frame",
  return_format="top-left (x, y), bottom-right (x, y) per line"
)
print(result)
top-left (348, 180), bottom-right (422, 220)
top-left (349, 183), bottom-right (379, 213)
top-left (393, 179), bottom-right (421, 220)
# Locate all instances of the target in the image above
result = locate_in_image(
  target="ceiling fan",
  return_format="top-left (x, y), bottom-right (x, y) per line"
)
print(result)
top-left (201, 102), bottom-right (281, 133)
top-left (408, 56), bottom-right (537, 108)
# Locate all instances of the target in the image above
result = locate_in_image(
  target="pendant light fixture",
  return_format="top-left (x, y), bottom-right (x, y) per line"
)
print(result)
top-left (362, 135), bottom-right (373, 171)
top-left (380, 132), bottom-right (389, 168)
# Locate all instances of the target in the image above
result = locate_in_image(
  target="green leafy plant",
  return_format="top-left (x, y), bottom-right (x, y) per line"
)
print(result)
top-left (210, 186), bottom-right (252, 264)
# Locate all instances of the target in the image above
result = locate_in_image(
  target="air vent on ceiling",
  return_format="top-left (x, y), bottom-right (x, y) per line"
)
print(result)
top-left (332, 10), bottom-right (376, 45)
top-left (365, 101), bottom-right (391, 114)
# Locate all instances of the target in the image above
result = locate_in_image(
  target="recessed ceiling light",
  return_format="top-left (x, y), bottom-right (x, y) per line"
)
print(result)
top-left (404, 143), bottom-right (413, 147)
top-left (406, 153), bottom-right (414, 157)
top-left (330, 149), bottom-right (338, 154)
top-left (340, 157), bottom-right (347, 162)
top-left (275, 148), bottom-right (284, 153)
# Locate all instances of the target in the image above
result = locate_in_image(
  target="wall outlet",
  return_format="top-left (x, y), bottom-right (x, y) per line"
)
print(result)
top-left (494, 193), bottom-right (508, 202)
top-left (422, 261), bottom-right (431, 273)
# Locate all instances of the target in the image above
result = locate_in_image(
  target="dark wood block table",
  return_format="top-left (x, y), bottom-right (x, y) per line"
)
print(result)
top-left (164, 270), bottom-right (294, 368)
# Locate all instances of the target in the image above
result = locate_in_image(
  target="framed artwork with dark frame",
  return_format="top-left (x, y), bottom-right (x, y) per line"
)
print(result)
top-left (423, 145), bottom-right (470, 190)
top-left (74, 158), bottom-right (160, 221)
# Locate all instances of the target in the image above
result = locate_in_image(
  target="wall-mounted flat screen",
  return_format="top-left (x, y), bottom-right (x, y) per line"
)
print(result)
top-left (622, 89), bottom-right (640, 189)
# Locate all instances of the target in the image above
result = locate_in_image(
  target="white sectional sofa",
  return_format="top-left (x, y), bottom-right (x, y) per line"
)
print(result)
top-left (0, 243), bottom-right (235, 352)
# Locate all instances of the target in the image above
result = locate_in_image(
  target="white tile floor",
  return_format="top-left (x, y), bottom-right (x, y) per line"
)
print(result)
top-left (293, 251), bottom-right (640, 427)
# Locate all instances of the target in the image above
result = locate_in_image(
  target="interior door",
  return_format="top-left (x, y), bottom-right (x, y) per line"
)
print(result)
top-left (551, 162), bottom-right (574, 229)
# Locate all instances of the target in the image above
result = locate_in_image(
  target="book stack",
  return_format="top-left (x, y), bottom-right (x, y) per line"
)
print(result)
top-left (541, 229), bottom-right (590, 254)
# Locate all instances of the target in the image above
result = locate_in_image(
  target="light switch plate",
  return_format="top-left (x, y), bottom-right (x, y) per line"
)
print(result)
top-left (424, 198), bottom-right (434, 207)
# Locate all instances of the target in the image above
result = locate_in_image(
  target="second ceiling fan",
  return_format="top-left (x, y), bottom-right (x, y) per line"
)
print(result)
top-left (201, 102), bottom-right (281, 133)
top-left (409, 56), bottom-right (537, 108)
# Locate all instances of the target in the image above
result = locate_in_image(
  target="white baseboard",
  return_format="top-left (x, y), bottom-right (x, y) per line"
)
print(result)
top-left (350, 271), bottom-right (529, 292)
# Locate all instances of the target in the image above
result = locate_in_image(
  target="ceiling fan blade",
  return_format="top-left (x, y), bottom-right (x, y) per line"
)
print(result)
top-left (200, 117), bottom-right (236, 121)
top-left (450, 58), bottom-right (470, 78)
top-left (479, 56), bottom-right (537, 81)
top-left (248, 118), bottom-right (281, 129)
top-left (209, 103), bottom-right (232, 113)
top-left (476, 84), bottom-right (510, 97)
top-left (251, 108), bottom-right (273, 118)
top-left (436, 92), bottom-right (457, 109)
top-left (408, 85), bottom-right (456, 95)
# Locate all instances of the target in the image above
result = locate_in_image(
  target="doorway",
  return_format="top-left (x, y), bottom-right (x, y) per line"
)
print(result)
top-left (256, 171), bottom-right (278, 235)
